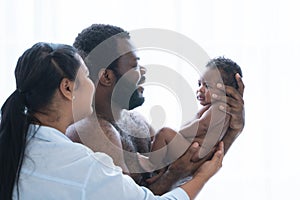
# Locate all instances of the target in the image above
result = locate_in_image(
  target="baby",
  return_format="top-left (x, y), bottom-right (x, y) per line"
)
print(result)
top-left (138, 57), bottom-right (243, 171)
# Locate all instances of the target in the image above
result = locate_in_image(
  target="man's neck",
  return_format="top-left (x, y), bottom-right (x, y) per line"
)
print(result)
top-left (95, 101), bottom-right (122, 122)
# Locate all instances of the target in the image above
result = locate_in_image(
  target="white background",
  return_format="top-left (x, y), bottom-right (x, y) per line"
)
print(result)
top-left (1, 0), bottom-right (300, 199)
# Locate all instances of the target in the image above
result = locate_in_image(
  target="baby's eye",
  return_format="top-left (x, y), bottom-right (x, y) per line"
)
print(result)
top-left (204, 83), bottom-right (211, 89)
top-left (198, 81), bottom-right (201, 87)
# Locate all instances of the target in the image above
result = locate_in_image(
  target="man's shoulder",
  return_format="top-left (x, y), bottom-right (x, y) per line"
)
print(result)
top-left (118, 110), bottom-right (154, 138)
top-left (67, 115), bottom-right (119, 143)
top-left (121, 110), bottom-right (147, 123)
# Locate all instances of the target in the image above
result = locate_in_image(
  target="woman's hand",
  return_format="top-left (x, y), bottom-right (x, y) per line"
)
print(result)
top-left (194, 141), bottom-right (224, 181)
top-left (180, 142), bottom-right (224, 200)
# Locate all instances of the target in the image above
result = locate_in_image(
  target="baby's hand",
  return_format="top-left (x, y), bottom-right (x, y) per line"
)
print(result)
top-left (196, 104), bottom-right (211, 118)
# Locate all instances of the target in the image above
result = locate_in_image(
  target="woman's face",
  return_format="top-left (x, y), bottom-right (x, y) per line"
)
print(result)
top-left (72, 55), bottom-right (95, 121)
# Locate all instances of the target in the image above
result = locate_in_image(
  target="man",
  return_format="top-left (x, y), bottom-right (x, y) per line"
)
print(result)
top-left (66, 24), bottom-right (245, 194)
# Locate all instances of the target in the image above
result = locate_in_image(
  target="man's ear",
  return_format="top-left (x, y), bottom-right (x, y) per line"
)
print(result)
top-left (98, 69), bottom-right (116, 86)
top-left (59, 78), bottom-right (74, 101)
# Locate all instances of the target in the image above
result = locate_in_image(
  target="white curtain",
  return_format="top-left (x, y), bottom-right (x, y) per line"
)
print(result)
top-left (1, 0), bottom-right (300, 199)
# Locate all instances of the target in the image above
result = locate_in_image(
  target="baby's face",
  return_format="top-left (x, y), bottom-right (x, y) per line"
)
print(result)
top-left (196, 68), bottom-right (223, 106)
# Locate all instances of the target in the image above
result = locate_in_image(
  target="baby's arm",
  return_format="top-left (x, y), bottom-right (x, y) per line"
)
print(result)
top-left (196, 104), bottom-right (230, 159)
top-left (196, 104), bottom-right (211, 119)
top-left (179, 106), bottom-right (212, 139)
top-left (180, 104), bottom-right (230, 160)
top-left (181, 104), bottom-right (211, 127)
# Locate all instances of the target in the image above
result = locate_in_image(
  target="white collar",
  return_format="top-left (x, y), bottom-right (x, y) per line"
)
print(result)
top-left (27, 124), bottom-right (72, 143)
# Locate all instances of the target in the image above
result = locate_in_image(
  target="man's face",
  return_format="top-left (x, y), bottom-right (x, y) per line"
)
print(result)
top-left (111, 38), bottom-right (146, 110)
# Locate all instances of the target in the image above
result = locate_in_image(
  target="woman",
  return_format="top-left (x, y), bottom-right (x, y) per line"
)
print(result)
top-left (0, 42), bottom-right (223, 200)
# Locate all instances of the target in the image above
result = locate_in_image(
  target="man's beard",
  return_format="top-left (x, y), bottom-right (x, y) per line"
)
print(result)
top-left (112, 77), bottom-right (145, 110)
top-left (128, 89), bottom-right (145, 110)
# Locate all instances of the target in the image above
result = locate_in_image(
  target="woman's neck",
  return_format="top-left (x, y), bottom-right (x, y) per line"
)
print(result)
top-left (33, 111), bottom-right (72, 134)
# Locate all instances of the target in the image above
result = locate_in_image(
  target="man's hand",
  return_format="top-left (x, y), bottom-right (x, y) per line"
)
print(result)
top-left (180, 142), bottom-right (224, 200)
top-left (146, 142), bottom-right (215, 195)
top-left (211, 73), bottom-right (245, 153)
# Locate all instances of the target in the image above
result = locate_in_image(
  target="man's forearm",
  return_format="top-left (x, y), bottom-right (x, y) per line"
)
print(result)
top-left (147, 169), bottom-right (182, 195)
top-left (147, 153), bottom-right (209, 195)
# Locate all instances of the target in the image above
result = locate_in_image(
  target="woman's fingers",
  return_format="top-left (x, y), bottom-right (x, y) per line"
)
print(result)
top-left (194, 142), bottom-right (224, 181)
top-left (212, 142), bottom-right (224, 167)
top-left (208, 141), bottom-right (224, 172)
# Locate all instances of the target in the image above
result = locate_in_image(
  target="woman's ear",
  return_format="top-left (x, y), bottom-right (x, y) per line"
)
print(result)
top-left (59, 78), bottom-right (74, 101)
top-left (98, 69), bottom-right (116, 86)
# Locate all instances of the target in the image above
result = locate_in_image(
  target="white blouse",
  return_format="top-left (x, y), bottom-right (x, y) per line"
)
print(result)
top-left (13, 125), bottom-right (189, 200)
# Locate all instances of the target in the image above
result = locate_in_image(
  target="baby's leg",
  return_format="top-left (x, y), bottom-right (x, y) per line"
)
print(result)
top-left (149, 127), bottom-right (191, 168)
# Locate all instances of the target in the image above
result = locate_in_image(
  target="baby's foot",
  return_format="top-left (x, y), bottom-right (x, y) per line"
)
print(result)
top-left (191, 145), bottom-right (210, 162)
top-left (137, 153), bottom-right (156, 172)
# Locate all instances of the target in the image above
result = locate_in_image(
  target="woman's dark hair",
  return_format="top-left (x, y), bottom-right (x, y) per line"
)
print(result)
top-left (0, 42), bottom-right (81, 199)
top-left (206, 56), bottom-right (243, 89)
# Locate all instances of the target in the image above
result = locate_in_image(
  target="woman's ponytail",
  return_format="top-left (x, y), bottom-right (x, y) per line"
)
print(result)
top-left (0, 90), bottom-right (30, 200)
top-left (0, 42), bottom-right (80, 200)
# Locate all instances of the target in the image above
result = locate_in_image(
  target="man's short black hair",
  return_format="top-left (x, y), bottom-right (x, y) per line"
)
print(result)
top-left (73, 24), bottom-right (130, 81)
top-left (206, 56), bottom-right (243, 89)
top-left (74, 24), bottom-right (130, 58)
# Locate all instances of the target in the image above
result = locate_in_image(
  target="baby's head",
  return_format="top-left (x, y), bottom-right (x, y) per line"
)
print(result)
top-left (197, 57), bottom-right (242, 106)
